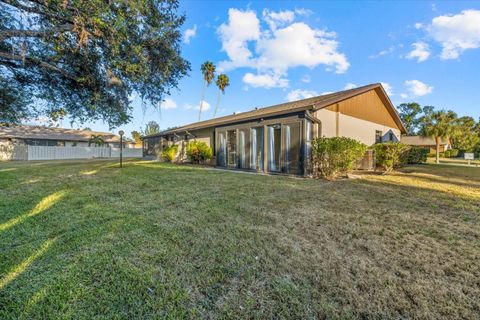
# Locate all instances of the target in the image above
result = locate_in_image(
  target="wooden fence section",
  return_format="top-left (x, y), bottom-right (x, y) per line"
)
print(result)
top-left (0, 146), bottom-right (142, 161)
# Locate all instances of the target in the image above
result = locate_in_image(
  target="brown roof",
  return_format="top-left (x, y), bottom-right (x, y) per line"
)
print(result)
top-left (0, 125), bottom-right (124, 143)
top-left (144, 83), bottom-right (407, 137)
top-left (401, 136), bottom-right (451, 146)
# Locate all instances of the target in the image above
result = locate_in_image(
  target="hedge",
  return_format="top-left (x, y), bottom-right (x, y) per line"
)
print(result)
top-left (311, 137), bottom-right (367, 179)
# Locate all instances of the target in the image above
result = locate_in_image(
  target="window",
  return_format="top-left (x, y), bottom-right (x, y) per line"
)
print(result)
top-left (389, 132), bottom-right (395, 141)
top-left (24, 139), bottom-right (65, 146)
top-left (375, 130), bottom-right (383, 144)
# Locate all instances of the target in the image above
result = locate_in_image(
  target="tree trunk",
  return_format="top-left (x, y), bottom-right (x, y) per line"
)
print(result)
top-left (198, 81), bottom-right (206, 121)
top-left (435, 136), bottom-right (440, 164)
top-left (213, 91), bottom-right (221, 118)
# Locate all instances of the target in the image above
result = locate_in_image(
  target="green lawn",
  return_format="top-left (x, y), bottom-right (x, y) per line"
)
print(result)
top-left (1, 160), bottom-right (479, 319)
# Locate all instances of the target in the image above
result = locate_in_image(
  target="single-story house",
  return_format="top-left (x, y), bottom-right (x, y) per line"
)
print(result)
top-left (0, 125), bottom-right (134, 148)
top-left (401, 136), bottom-right (452, 153)
top-left (142, 83), bottom-right (407, 176)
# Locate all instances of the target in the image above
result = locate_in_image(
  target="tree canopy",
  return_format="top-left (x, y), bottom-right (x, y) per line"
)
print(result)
top-left (131, 130), bottom-right (142, 145)
top-left (0, 0), bottom-right (190, 128)
top-left (419, 110), bottom-right (457, 163)
top-left (397, 102), bottom-right (422, 135)
top-left (142, 120), bottom-right (160, 136)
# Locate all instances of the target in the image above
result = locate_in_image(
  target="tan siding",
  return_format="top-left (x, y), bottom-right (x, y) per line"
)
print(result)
top-left (325, 89), bottom-right (400, 130)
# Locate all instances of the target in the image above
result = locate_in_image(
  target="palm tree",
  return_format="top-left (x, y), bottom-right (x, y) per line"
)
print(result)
top-left (419, 109), bottom-right (457, 164)
top-left (88, 135), bottom-right (105, 147)
top-left (213, 74), bottom-right (230, 118)
top-left (198, 61), bottom-right (216, 121)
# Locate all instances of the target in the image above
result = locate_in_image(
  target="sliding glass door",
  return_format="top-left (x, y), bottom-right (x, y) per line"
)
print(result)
top-left (267, 124), bottom-right (282, 172)
top-left (266, 122), bottom-right (302, 174)
top-left (217, 132), bottom-right (227, 167)
top-left (250, 127), bottom-right (264, 171)
top-left (283, 122), bottom-right (301, 174)
top-left (227, 130), bottom-right (237, 168)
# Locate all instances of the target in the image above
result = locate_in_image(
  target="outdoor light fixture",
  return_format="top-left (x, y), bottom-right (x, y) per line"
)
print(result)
top-left (118, 130), bottom-right (124, 168)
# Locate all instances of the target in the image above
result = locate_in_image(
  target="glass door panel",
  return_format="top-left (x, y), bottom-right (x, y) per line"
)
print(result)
top-left (267, 124), bottom-right (281, 172)
top-left (250, 127), bottom-right (264, 171)
top-left (283, 122), bottom-right (301, 174)
top-left (217, 132), bottom-right (227, 167)
top-left (238, 129), bottom-right (250, 169)
top-left (227, 130), bottom-right (237, 167)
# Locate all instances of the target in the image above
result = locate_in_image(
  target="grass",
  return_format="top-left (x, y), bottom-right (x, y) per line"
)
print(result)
top-left (0, 160), bottom-right (479, 319)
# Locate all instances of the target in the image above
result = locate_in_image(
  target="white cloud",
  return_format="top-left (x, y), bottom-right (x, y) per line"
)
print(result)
top-left (218, 8), bottom-right (260, 69)
top-left (160, 98), bottom-right (177, 110)
top-left (254, 23), bottom-right (349, 73)
top-left (344, 83), bottom-right (357, 90)
top-left (405, 80), bottom-right (433, 96)
top-left (243, 72), bottom-right (289, 88)
top-left (380, 82), bottom-right (394, 96)
top-left (185, 100), bottom-right (211, 111)
top-left (406, 42), bottom-right (431, 62)
top-left (183, 25), bottom-right (197, 44)
top-left (262, 9), bottom-right (295, 31)
top-left (286, 89), bottom-right (318, 102)
top-left (426, 9), bottom-right (480, 59)
top-left (301, 74), bottom-right (311, 83)
top-left (295, 8), bottom-right (314, 16)
top-left (414, 22), bottom-right (424, 29)
top-left (321, 91), bottom-right (334, 95)
top-left (218, 8), bottom-right (349, 87)
top-left (400, 93), bottom-right (408, 99)
top-left (369, 46), bottom-right (395, 59)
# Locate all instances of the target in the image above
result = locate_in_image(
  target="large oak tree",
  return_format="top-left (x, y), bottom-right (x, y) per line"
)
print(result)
top-left (0, 0), bottom-right (189, 128)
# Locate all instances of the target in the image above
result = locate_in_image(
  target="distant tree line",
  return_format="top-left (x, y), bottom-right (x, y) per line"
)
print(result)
top-left (398, 102), bottom-right (480, 163)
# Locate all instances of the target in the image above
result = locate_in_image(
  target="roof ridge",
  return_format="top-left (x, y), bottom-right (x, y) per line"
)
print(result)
top-left (144, 83), bottom-right (383, 137)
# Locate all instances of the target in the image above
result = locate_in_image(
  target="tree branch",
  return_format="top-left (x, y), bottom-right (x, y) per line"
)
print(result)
top-left (0, 0), bottom-right (75, 25)
top-left (0, 51), bottom-right (76, 80)
top-left (0, 24), bottom-right (73, 41)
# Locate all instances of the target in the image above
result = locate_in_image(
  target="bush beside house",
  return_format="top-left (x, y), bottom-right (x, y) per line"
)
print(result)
top-left (161, 145), bottom-right (178, 162)
top-left (186, 141), bottom-right (213, 164)
top-left (311, 137), bottom-right (367, 179)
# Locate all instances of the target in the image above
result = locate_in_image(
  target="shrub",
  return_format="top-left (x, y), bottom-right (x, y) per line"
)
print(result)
top-left (161, 144), bottom-right (178, 162)
top-left (449, 149), bottom-right (459, 158)
top-left (407, 147), bottom-right (429, 164)
top-left (186, 141), bottom-right (213, 164)
top-left (311, 137), bottom-right (367, 179)
top-left (444, 150), bottom-right (451, 158)
top-left (374, 142), bottom-right (410, 172)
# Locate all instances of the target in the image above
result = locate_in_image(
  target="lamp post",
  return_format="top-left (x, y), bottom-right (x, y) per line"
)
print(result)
top-left (118, 130), bottom-right (124, 168)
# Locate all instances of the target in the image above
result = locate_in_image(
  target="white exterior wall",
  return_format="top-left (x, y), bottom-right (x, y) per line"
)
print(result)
top-left (315, 109), bottom-right (401, 146)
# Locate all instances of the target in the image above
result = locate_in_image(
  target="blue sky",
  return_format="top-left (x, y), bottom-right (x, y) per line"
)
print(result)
top-left (52, 1), bottom-right (480, 138)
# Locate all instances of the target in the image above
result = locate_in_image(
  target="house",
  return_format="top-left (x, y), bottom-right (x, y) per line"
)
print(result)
top-left (0, 125), bottom-right (135, 148)
top-left (142, 83), bottom-right (407, 175)
top-left (401, 136), bottom-right (452, 153)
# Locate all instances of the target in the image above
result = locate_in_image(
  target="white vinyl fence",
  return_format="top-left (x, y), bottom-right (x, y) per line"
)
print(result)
top-left (0, 145), bottom-right (142, 161)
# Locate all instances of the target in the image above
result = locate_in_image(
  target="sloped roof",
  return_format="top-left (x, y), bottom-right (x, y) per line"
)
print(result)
top-left (0, 125), bottom-right (124, 143)
top-left (144, 83), bottom-right (407, 138)
top-left (401, 136), bottom-right (451, 146)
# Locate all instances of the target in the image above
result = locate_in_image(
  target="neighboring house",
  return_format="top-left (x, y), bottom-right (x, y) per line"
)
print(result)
top-left (0, 125), bottom-right (134, 148)
top-left (401, 136), bottom-right (452, 153)
top-left (142, 83), bottom-right (407, 176)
